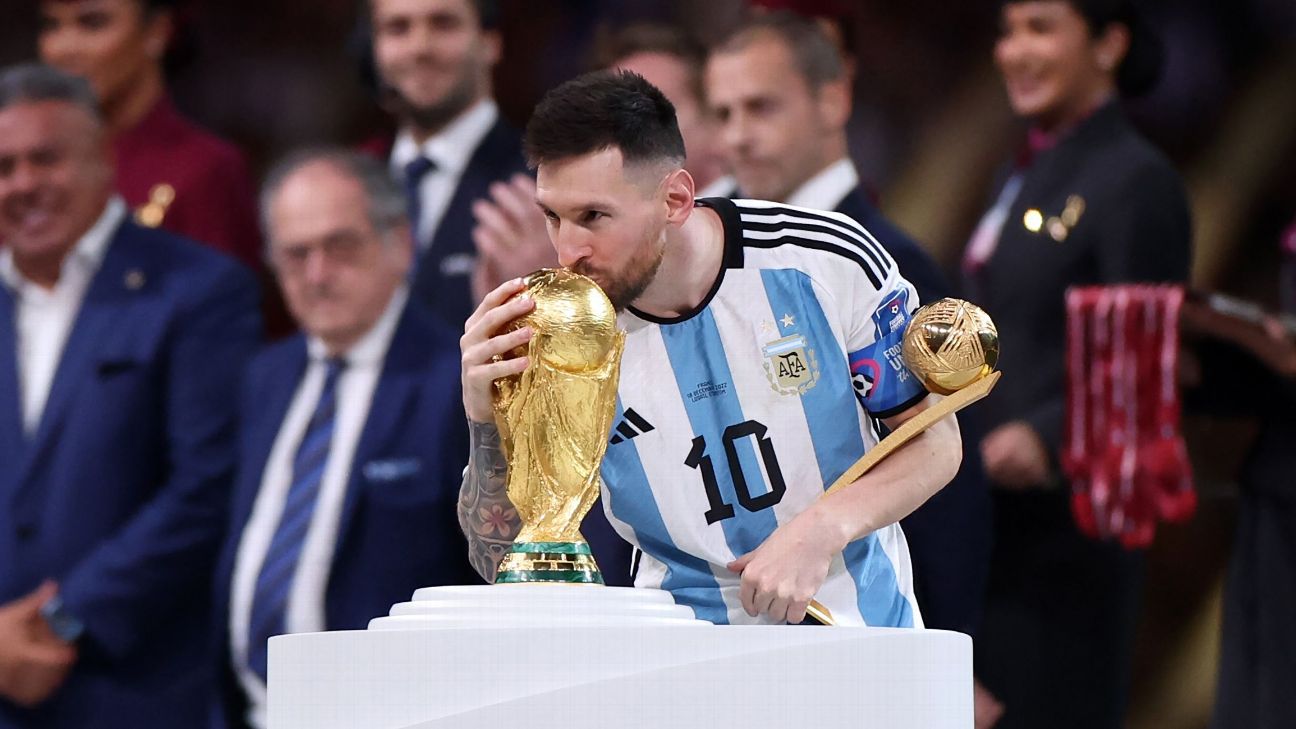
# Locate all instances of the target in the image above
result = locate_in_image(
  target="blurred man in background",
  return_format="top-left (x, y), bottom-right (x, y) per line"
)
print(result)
top-left (212, 149), bottom-right (477, 729)
top-left (361, 0), bottom-right (553, 324)
top-left (0, 63), bottom-right (259, 728)
top-left (38, 0), bottom-right (262, 268)
top-left (704, 8), bottom-right (993, 648)
top-left (362, 0), bottom-right (631, 582)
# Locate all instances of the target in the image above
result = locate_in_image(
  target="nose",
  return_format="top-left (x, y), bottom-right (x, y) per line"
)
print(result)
top-left (301, 247), bottom-right (333, 286)
top-left (7, 159), bottom-right (41, 197)
top-left (39, 27), bottom-right (81, 69)
top-left (994, 31), bottom-right (1024, 71)
top-left (553, 227), bottom-right (592, 269)
top-left (719, 109), bottom-right (751, 159)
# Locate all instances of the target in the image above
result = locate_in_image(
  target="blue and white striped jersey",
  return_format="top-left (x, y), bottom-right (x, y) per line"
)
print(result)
top-left (599, 197), bottom-right (930, 626)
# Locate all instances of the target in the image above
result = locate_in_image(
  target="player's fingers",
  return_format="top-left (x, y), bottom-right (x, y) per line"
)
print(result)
top-left (727, 551), bottom-right (754, 573)
top-left (464, 291), bottom-right (534, 345)
top-left (786, 599), bottom-right (810, 625)
top-left (468, 355), bottom-right (531, 384)
top-left (767, 595), bottom-right (790, 624)
top-left (739, 572), bottom-right (758, 617)
top-left (464, 326), bottom-right (533, 369)
top-left (464, 277), bottom-right (528, 333)
top-left (751, 582), bottom-right (775, 619)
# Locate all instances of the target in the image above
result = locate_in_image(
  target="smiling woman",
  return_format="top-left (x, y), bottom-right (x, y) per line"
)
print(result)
top-left (35, 0), bottom-right (263, 268)
top-left (963, 2), bottom-right (1191, 728)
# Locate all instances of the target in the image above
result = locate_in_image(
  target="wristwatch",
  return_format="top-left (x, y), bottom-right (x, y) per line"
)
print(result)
top-left (39, 594), bottom-right (86, 643)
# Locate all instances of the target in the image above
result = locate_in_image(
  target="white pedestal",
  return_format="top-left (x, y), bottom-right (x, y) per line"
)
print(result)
top-left (269, 585), bottom-right (972, 729)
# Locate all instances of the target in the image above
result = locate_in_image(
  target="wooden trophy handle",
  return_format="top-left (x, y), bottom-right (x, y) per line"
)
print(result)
top-left (804, 371), bottom-right (1002, 625)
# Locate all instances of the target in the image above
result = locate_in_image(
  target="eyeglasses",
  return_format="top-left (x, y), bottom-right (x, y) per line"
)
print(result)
top-left (269, 234), bottom-right (371, 275)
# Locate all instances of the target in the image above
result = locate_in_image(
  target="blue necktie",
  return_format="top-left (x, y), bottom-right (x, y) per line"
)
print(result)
top-left (246, 358), bottom-right (346, 684)
top-left (403, 156), bottom-right (437, 246)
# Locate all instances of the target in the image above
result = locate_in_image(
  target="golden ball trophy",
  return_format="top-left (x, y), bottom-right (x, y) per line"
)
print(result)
top-left (492, 269), bottom-right (626, 585)
top-left (806, 298), bottom-right (1001, 624)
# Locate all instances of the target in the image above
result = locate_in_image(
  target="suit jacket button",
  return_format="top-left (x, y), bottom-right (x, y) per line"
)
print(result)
top-left (15, 524), bottom-right (35, 541)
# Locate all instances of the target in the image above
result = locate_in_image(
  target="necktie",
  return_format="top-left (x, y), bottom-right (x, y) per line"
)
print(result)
top-left (246, 357), bottom-right (346, 683)
top-left (403, 156), bottom-right (437, 247)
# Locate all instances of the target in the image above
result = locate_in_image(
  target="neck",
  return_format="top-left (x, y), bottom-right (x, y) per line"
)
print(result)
top-left (631, 206), bottom-right (725, 318)
top-left (405, 87), bottom-right (490, 145)
top-left (1033, 83), bottom-right (1115, 136)
top-left (104, 68), bottom-right (165, 136)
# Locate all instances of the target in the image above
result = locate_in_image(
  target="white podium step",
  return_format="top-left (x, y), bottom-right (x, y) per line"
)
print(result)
top-left (269, 585), bottom-right (972, 729)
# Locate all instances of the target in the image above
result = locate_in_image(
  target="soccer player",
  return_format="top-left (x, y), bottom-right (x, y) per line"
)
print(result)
top-left (457, 71), bottom-right (962, 626)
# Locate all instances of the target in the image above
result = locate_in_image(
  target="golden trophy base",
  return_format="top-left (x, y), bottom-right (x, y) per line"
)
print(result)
top-left (495, 541), bottom-right (605, 585)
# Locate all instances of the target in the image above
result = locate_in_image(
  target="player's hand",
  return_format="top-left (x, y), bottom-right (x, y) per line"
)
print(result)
top-left (470, 174), bottom-right (558, 303)
top-left (981, 421), bottom-right (1050, 489)
top-left (461, 278), bottom-right (535, 423)
top-left (726, 508), bottom-right (843, 623)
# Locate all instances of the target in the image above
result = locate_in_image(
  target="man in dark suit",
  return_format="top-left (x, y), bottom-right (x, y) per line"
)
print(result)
top-left (704, 12), bottom-right (993, 641)
top-left (359, 0), bottom-right (555, 326)
top-left (0, 64), bottom-right (260, 727)
top-left (211, 149), bottom-right (478, 729)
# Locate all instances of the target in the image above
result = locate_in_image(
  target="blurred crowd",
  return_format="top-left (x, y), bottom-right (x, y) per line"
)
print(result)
top-left (0, 1), bottom-right (1293, 728)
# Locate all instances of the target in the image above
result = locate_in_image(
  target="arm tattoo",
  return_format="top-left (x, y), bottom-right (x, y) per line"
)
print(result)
top-left (457, 421), bottom-right (520, 582)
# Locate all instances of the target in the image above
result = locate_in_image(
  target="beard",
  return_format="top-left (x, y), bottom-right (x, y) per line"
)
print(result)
top-left (380, 52), bottom-right (483, 134)
top-left (573, 227), bottom-right (666, 312)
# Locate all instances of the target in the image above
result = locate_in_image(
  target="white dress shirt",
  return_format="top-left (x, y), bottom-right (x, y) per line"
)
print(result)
top-left (783, 157), bottom-right (859, 212)
top-left (0, 197), bottom-right (126, 436)
top-left (389, 98), bottom-right (500, 258)
top-left (228, 286), bottom-right (409, 729)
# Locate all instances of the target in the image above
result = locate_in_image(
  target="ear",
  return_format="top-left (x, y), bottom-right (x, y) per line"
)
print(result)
top-left (142, 8), bottom-right (174, 62)
top-left (663, 168), bottom-right (696, 227)
top-left (816, 77), bottom-right (852, 130)
top-left (1093, 22), bottom-right (1131, 75)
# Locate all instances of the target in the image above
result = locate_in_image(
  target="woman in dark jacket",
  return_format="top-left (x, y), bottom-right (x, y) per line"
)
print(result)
top-left (962, 2), bottom-right (1191, 727)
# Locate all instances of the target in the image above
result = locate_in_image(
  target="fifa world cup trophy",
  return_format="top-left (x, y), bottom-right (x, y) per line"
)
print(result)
top-left (492, 269), bottom-right (626, 585)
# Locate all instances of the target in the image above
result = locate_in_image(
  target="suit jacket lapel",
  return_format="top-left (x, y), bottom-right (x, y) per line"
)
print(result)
top-left (331, 308), bottom-right (423, 561)
top-left (0, 288), bottom-right (25, 495)
top-left (19, 227), bottom-right (143, 487)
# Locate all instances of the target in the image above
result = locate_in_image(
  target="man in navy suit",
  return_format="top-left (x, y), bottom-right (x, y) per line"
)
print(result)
top-left (211, 149), bottom-right (478, 729)
top-left (0, 64), bottom-right (260, 727)
top-left (704, 12), bottom-right (993, 642)
top-left (360, 0), bottom-right (555, 326)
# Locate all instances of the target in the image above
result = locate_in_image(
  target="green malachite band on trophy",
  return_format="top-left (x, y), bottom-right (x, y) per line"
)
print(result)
top-left (495, 570), bottom-right (603, 584)
top-left (495, 540), bottom-right (605, 585)
top-left (507, 541), bottom-right (594, 556)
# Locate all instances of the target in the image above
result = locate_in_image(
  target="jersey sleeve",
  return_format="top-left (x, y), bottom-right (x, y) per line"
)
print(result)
top-left (843, 248), bottom-right (929, 420)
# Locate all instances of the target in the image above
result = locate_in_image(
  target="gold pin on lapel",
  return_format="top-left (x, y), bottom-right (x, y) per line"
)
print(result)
top-left (124, 269), bottom-right (146, 290)
top-left (135, 183), bottom-right (176, 228)
top-left (1023, 209), bottom-right (1044, 233)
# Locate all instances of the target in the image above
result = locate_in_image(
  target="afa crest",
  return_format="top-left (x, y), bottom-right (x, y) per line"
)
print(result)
top-left (762, 334), bottom-right (820, 395)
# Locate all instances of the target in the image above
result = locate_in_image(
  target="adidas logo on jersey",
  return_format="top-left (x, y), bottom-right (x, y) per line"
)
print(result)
top-left (609, 408), bottom-right (655, 444)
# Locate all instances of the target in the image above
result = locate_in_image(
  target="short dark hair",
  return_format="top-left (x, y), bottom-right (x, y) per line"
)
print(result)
top-left (711, 10), bottom-right (845, 90)
top-left (524, 70), bottom-right (686, 170)
top-left (0, 63), bottom-right (100, 120)
top-left (593, 23), bottom-right (707, 104)
top-left (1001, 0), bottom-right (1163, 96)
